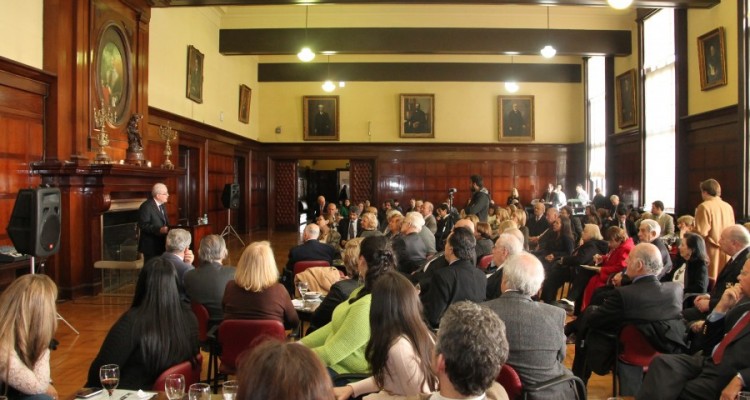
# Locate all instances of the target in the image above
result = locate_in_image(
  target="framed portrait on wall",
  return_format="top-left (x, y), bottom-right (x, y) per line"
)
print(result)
top-left (616, 69), bottom-right (637, 129)
top-left (239, 84), bottom-right (251, 124)
top-left (400, 94), bottom-right (435, 138)
top-left (303, 96), bottom-right (339, 141)
top-left (95, 22), bottom-right (132, 127)
top-left (697, 27), bottom-right (727, 91)
top-left (498, 95), bottom-right (534, 141)
top-left (186, 45), bottom-right (204, 103)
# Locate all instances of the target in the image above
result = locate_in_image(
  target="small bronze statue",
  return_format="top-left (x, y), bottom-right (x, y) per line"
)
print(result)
top-left (125, 113), bottom-right (146, 165)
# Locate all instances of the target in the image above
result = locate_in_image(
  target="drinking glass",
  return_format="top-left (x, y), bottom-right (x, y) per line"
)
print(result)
top-left (99, 364), bottom-right (120, 400)
top-left (297, 281), bottom-right (309, 298)
top-left (222, 380), bottom-right (239, 400)
top-left (165, 374), bottom-right (186, 400)
top-left (188, 383), bottom-right (210, 400)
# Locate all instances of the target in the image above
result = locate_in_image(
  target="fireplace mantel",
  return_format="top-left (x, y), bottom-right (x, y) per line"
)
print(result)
top-left (31, 160), bottom-right (185, 298)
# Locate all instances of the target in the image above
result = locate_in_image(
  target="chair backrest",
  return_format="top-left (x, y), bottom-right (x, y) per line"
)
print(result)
top-left (618, 324), bottom-right (660, 367)
top-left (218, 319), bottom-right (286, 372)
top-left (152, 353), bottom-right (203, 391)
top-left (190, 302), bottom-right (211, 342)
top-left (496, 364), bottom-right (523, 400)
top-left (294, 260), bottom-right (330, 275)
top-left (477, 254), bottom-right (494, 271)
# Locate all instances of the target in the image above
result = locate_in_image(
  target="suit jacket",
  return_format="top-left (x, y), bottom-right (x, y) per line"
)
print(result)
top-left (483, 292), bottom-right (576, 400)
top-left (702, 299), bottom-right (750, 384)
top-left (682, 247), bottom-right (749, 322)
top-left (312, 204), bottom-right (327, 220)
top-left (651, 238), bottom-right (673, 279)
top-left (423, 259), bottom-right (487, 328)
top-left (338, 218), bottom-right (363, 243)
top-left (424, 214), bottom-right (438, 234)
top-left (465, 188), bottom-right (491, 222)
top-left (485, 263), bottom-right (504, 301)
top-left (527, 215), bottom-right (550, 237)
top-left (137, 198), bottom-right (169, 260)
top-left (695, 196), bottom-right (735, 278)
top-left (655, 213), bottom-right (675, 238)
top-left (393, 232), bottom-right (427, 274)
top-left (285, 239), bottom-right (337, 271)
top-left (183, 261), bottom-right (236, 324)
top-left (161, 252), bottom-right (195, 302)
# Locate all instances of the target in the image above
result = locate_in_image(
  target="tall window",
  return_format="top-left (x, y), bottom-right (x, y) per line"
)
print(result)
top-left (643, 9), bottom-right (676, 212)
top-left (587, 56), bottom-right (606, 195)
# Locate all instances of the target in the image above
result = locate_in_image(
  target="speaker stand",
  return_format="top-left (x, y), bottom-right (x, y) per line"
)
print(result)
top-left (220, 209), bottom-right (245, 247)
top-left (31, 257), bottom-right (80, 335)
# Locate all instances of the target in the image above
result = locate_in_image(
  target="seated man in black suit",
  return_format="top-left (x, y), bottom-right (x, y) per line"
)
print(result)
top-left (183, 235), bottom-right (236, 328)
top-left (285, 223), bottom-right (337, 272)
top-left (338, 205), bottom-right (362, 247)
top-left (612, 208), bottom-right (638, 241)
top-left (416, 218), bottom-right (474, 297)
top-left (637, 261), bottom-right (750, 400)
top-left (637, 219), bottom-right (673, 279)
top-left (138, 182), bottom-right (170, 261)
top-left (572, 243), bottom-right (686, 395)
top-left (485, 231), bottom-right (524, 301)
top-left (422, 227), bottom-right (487, 328)
top-left (527, 202), bottom-right (550, 238)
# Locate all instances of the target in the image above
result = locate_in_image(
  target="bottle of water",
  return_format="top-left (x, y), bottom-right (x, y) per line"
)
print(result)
top-left (202, 214), bottom-right (208, 224)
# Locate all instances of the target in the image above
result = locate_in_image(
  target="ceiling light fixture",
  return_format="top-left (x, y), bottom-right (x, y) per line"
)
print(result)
top-left (297, 6), bottom-right (315, 62)
top-left (322, 55), bottom-right (343, 92)
top-left (607, 0), bottom-right (634, 9)
top-left (505, 55), bottom-right (520, 93)
top-left (540, 7), bottom-right (556, 59)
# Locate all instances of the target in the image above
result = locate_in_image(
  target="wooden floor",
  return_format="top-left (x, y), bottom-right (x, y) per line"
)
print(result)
top-left (50, 228), bottom-right (614, 400)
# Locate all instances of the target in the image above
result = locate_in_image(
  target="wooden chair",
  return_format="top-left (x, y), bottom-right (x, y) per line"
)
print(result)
top-left (152, 353), bottom-right (203, 391)
top-left (215, 319), bottom-right (286, 388)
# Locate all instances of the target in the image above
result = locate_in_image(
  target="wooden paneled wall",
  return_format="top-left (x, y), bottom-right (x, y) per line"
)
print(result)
top-left (607, 129), bottom-right (642, 208)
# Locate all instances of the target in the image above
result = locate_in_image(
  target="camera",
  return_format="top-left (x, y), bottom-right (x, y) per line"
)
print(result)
top-left (448, 188), bottom-right (458, 194)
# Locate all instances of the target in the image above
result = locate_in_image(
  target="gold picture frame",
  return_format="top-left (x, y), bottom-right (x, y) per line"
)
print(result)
top-left (616, 69), bottom-right (637, 129)
top-left (239, 84), bottom-right (251, 124)
top-left (400, 94), bottom-right (435, 138)
top-left (697, 27), bottom-right (727, 91)
top-left (186, 45), bottom-right (204, 103)
top-left (303, 96), bottom-right (339, 141)
top-left (498, 95), bottom-right (534, 141)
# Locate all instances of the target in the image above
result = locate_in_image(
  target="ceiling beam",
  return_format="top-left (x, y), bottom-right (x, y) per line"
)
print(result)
top-left (220, 27), bottom-right (632, 56)
top-left (156, 0), bottom-right (718, 8)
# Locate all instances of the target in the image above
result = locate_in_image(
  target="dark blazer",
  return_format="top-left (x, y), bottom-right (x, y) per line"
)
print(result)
top-left (465, 188), bottom-right (490, 222)
top-left (285, 239), bottom-right (337, 271)
top-left (710, 247), bottom-right (750, 309)
top-left (423, 258), bottom-right (487, 328)
top-left (652, 238), bottom-right (673, 279)
top-left (137, 198), bottom-right (169, 261)
top-left (527, 215), bottom-right (550, 237)
top-left (393, 232), bottom-right (427, 274)
top-left (483, 292), bottom-right (576, 400)
top-left (183, 261), bottom-right (236, 324)
top-left (485, 263), bottom-right (504, 301)
top-left (671, 256), bottom-right (709, 297)
top-left (702, 300), bottom-right (750, 384)
top-left (312, 204), bottom-right (326, 220)
top-left (337, 218), bottom-right (363, 244)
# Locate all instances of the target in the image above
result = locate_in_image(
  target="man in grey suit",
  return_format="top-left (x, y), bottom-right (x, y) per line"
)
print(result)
top-left (483, 252), bottom-right (577, 400)
top-left (183, 235), bottom-right (236, 327)
top-left (421, 201), bottom-right (438, 234)
top-left (160, 228), bottom-right (195, 302)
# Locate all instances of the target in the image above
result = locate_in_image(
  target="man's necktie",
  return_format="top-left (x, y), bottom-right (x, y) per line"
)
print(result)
top-left (713, 311), bottom-right (750, 364)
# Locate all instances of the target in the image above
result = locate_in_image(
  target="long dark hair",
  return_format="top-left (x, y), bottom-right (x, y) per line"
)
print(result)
top-left (557, 217), bottom-right (574, 242)
top-left (366, 271), bottom-right (437, 391)
top-left (351, 236), bottom-right (395, 304)
top-left (683, 232), bottom-right (709, 263)
top-left (131, 258), bottom-right (197, 375)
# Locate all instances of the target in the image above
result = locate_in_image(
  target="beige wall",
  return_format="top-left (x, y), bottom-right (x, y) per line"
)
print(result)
top-left (0, 0), bottom-right (43, 68)
top-left (687, 1), bottom-right (738, 115)
top-left (149, 7), bottom-right (260, 140)
top-left (614, 10), bottom-right (639, 134)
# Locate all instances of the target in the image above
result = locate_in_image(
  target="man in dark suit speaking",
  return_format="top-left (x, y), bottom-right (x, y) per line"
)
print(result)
top-left (138, 183), bottom-right (170, 262)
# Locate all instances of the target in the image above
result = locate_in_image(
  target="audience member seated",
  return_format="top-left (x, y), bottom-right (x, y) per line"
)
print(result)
top-left (308, 238), bottom-right (364, 335)
top-left (486, 231), bottom-right (525, 301)
top-left (301, 236), bottom-right (395, 378)
top-left (422, 227), bottom-right (487, 329)
top-left (223, 241), bottom-right (299, 330)
top-left (592, 188), bottom-right (607, 210)
top-left (393, 212), bottom-right (428, 275)
top-left (560, 206), bottom-right (582, 244)
top-left (636, 261), bottom-right (750, 400)
top-left (412, 211), bottom-right (437, 258)
top-left (608, 195), bottom-right (627, 223)
top-left (414, 219), bottom-right (475, 295)
top-left (435, 203), bottom-right (455, 251)
top-left (527, 202), bottom-right (549, 238)
top-left (650, 200), bottom-right (675, 239)
top-left (286, 224), bottom-right (337, 273)
top-left (529, 207), bottom-right (558, 247)
top-left (384, 211), bottom-right (404, 241)
top-left (637, 219), bottom-right (673, 279)
top-left (340, 199), bottom-right (351, 220)
top-left (611, 209), bottom-right (638, 241)
top-left (543, 223), bottom-right (608, 310)
top-left (316, 215), bottom-right (342, 255)
top-left (312, 195), bottom-right (327, 221)
top-left (484, 253), bottom-right (578, 399)
top-left (421, 201), bottom-right (438, 235)
top-left (572, 243), bottom-right (686, 395)
top-left (682, 225), bottom-right (750, 342)
top-left (339, 206), bottom-right (362, 247)
top-left (359, 212), bottom-right (383, 238)
top-left (87, 258), bottom-right (199, 390)
top-left (161, 228), bottom-right (195, 286)
top-left (677, 214), bottom-right (696, 240)
top-left (0, 275), bottom-right (58, 400)
top-left (669, 232), bottom-right (709, 308)
top-left (487, 206), bottom-right (499, 233)
top-left (400, 302), bottom-right (509, 400)
top-left (326, 202), bottom-right (342, 224)
top-left (580, 226), bottom-right (634, 311)
top-left (334, 272), bottom-right (438, 399)
top-left (236, 340), bottom-right (334, 400)
top-left (535, 217), bottom-right (575, 275)
top-left (475, 222), bottom-right (495, 264)
top-left (183, 235), bottom-right (235, 328)
top-left (584, 205), bottom-right (602, 228)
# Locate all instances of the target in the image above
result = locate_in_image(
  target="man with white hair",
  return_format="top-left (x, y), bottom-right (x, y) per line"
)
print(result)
top-left (160, 228), bottom-right (195, 302)
top-left (638, 219), bottom-right (673, 279)
top-left (485, 232), bottom-right (524, 300)
top-left (483, 253), bottom-right (578, 399)
top-left (421, 201), bottom-right (437, 234)
top-left (138, 182), bottom-right (171, 261)
top-left (285, 223), bottom-right (337, 272)
top-left (393, 212), bottom-right (428, 274)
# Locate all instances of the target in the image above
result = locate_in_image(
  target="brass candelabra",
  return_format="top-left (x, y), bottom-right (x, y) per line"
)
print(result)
top-left (93, 101), bottom-right (116, 164)
top-left (159, 122), bottom-right (178, 169)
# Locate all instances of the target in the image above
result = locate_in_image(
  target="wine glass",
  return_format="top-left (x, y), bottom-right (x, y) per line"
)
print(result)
top-left (99, 364), bottom-right (120, 400)
top-left (188, 383), bottom-right (210, 400)
top-left (297, 281), bottom-right (309, 298)
top-left (165, 374), bottom-right (186, 400)
top-left (222, 380), bottom-right (239, 400)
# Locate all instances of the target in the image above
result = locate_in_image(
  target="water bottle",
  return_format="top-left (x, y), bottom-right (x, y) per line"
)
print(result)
top-left (202, 214), bottom-right (208, 224)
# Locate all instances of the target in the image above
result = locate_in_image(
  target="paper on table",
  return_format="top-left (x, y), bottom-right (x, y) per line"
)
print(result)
top-left (104, 389), bottom-right (157, 400)
top-left (580, 265), bottom-right (602, 272)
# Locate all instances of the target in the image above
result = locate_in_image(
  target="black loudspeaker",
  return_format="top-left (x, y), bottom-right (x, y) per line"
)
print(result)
top-left (7, 188), bottom-right (62, 257)
top-left (221, 183), bottom-right (240, 209)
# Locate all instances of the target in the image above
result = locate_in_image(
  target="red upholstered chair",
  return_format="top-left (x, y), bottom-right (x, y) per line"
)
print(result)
top-left (293, 260), bottom-right (330, 275)
top-left (612, 324), bottom-right (660, 397)
top-left (215, 319), bottom-right (286, 388)
top-left (497, 363), bottom-right (587, 400)
top-left (496, 364), bottom-right (523, 400)
top-left (152, 353), bottom-right (203, 391)
top-left (477, 254), bottom-right (494, 271)
top-left (190, 302), bottom-right (219, 386)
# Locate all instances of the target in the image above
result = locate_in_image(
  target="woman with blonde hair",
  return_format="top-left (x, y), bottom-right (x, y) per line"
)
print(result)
top-left (223, 241), bottom-right (299, 329)
top-left (359, 212), bottom-right (383, 238)
top-left (0, 275), bottom-right (58, 400)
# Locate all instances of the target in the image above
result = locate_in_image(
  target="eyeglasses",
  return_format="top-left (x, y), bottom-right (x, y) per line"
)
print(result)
top-left (158, 192), bottom-right (169, 197)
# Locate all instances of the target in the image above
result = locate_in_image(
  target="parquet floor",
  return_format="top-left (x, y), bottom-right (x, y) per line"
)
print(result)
top-left (49, 228), bottom-right (614, 400)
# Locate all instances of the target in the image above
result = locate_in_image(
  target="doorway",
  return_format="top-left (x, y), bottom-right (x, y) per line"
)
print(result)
top-left (299, 159), bottom-right (348, 219)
